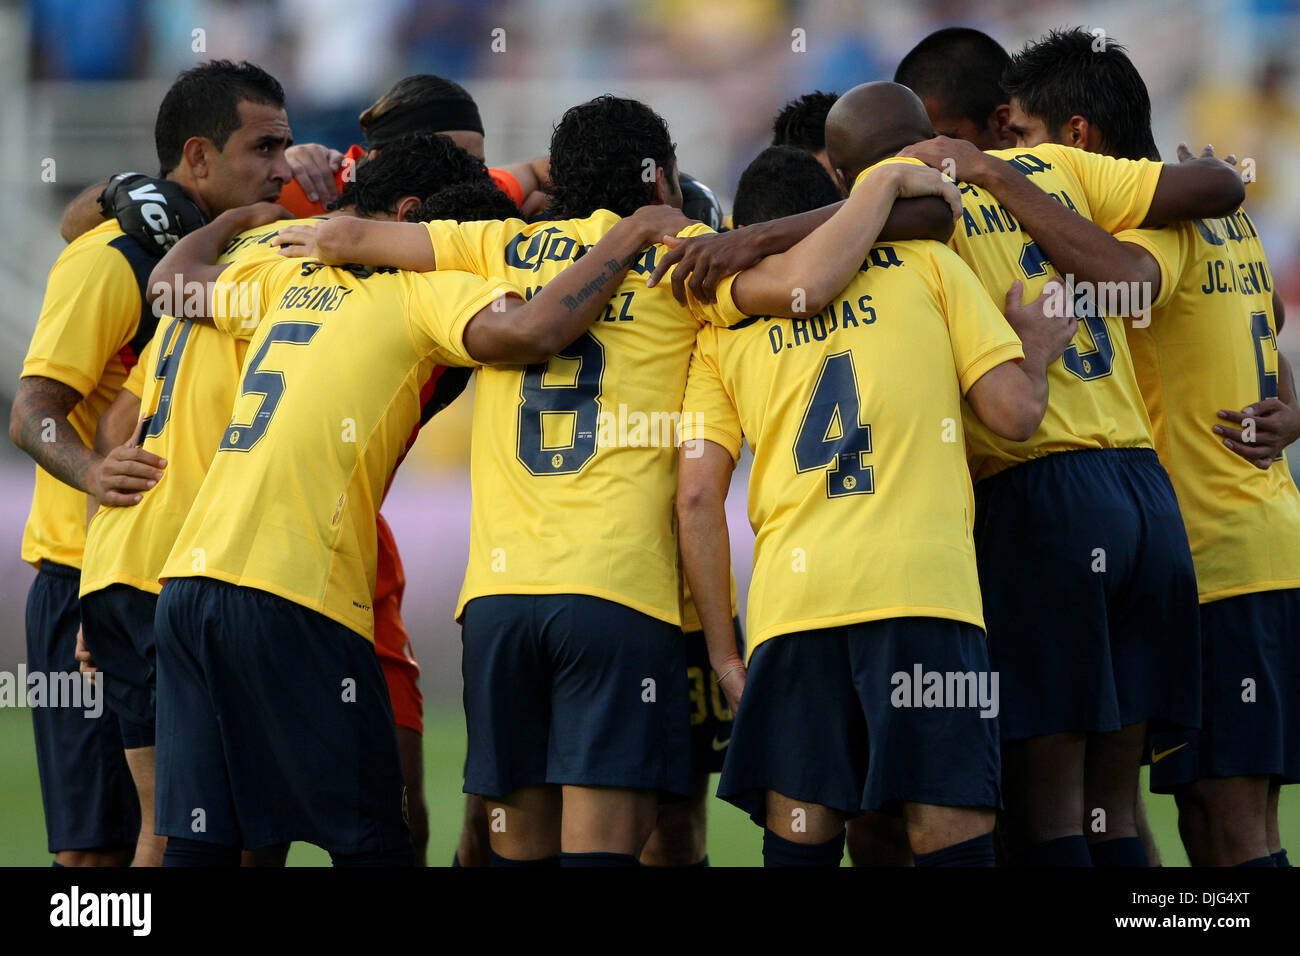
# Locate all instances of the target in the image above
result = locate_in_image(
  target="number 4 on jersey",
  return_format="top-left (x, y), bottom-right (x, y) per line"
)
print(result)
top-left (793, 350), bottom-right (874, 498)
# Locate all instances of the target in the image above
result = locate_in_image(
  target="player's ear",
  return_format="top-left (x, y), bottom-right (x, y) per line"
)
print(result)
top-left (655, 164), bottom-right (684, 209)
top-left (990, 104), bottom-right (1014, 148)
top-left (394, 196), bottom-right (422, 223)
top-left (1063, 115), bottom-right (1092, 150)
top-left (182, 136), bottom-right (210, 179)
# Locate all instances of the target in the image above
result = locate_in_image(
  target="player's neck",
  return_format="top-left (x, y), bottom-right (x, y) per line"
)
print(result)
top-left (165, 169), bottom-right (211, 219)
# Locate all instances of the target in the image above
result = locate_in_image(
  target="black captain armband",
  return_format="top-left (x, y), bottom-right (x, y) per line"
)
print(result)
top-left (99, 172), bottom-right (209, 258)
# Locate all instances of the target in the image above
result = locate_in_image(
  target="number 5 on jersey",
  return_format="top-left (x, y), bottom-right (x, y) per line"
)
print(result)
top-left (221, 321), bottom-right (322, 452)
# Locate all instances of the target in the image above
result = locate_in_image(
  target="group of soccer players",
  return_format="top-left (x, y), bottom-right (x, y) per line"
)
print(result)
top-left (11, 24), bottom-right (1299, 867)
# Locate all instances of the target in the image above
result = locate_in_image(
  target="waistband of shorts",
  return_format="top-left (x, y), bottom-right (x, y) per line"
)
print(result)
top-left (38, 560), bottom-right (81, 582)
top-left (975, 445), bottom-right (1159, 489)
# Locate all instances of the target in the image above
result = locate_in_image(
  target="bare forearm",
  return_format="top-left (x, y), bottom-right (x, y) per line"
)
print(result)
top-left (1281, 352), bottom-right (1297, 407)
top-left (981, 163), bottom-right (1140, 287)
top-left (61, 181), bottom-right (108, 243)
top-left (10, 385), bottom-right (99, 493)
top-left (317, 218), bottom-right (434, 270)
top-left (679, 498), bottom-right (739, 671)
top-left (150, 208), bottom-right (262, 312)
top-left (877, 196), bottom-right (954, 243)
top-left (1141, 158), bottom-right (1244, 227)
top-left (468, 220), bottom-right (648, 364)
top-left (734, 170), bottom-right (903, 316)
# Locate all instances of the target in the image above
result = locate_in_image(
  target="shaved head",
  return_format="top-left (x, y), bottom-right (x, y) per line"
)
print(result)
top-left (824, 81), bottom-right (934, 187)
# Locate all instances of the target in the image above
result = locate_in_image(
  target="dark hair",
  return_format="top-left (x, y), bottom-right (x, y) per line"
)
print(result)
top-left (771, 91), bottom-right (839, 150)
top-left (547, 95), bottom-right (677, 219)
top-left (155, 59), bottom-right (285, 176)
top-left (1002, 27), bottom-right (1159, 161)
top-left (414, 180), bottom-right (523, 223)
top-left (732, 146), bottom-right (842, 227)
top-left (330, 131), bottom-right (489, 216)
top-left (894, 27), bottom-right (1009, 127)
top-left (360, 74), bottom-right (475, 134)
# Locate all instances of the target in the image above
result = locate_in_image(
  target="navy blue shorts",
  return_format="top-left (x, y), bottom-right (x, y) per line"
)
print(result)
top-left (25, 562), bottom-right (139, 853)
top-left (461, 594), bottom-right (691, 798)
top-left (1149, 588), bottom-right (1300, 792)
top-left (973, 447), bottom-right (1201, 740)
top-left (154, 577), bottom-right (411, 855)
top-left (80, 584), bottom-right (158, 749)
top-left (684, 618), bottom-right (744, 776)
top-left (717, 617), bottom-right (1001, 825)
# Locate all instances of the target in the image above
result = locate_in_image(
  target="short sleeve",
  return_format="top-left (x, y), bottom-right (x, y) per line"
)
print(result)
top-left (1115, 224), bottom-right (1188, 312)
top-left (425, 219), bottom-right (520, 277)
top-left (685, 273), bottom-right (750, 329)
top-left (931, 246), bottom-right (1025, 394)
top-left (1038, 144), bottom-right (1161, 233)
top-left (209, 254), bottom-right (300, 337)
top-left (22, 240), bottom-right (143, 396)
top-left (405, 270), bottom-right (524, 366)
top-left (680, 325), bottom-right (743, 460)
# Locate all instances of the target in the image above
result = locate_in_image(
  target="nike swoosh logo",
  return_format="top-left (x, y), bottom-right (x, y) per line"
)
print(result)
top-left (1151, 742), bottom-right (1189, 764)
top-left (710, 736), bottom-right (730, 751)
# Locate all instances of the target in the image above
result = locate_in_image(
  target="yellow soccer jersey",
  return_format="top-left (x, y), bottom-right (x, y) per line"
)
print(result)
top-left (861, 147), bottom-right (1161, 482)
top-left (682, 240), bottom-right (1024, 655)
top-left (19, 220), bottom-right (164, 569)
top-left (160, 254), bottom-right (513, 640)
top-left (1120, 212), bottom-right (1300, 601)
top-left (79, 220), bottom-right (319, 597)
top-left (423, 211), bottom-right (716, 626)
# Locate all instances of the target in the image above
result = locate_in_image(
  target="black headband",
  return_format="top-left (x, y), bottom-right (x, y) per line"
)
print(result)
top-left (364, 99), bottom-right (484, 149)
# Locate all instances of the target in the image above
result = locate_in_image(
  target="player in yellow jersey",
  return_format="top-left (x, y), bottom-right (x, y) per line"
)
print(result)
top-left (677, 145), bottom-right (1077, 867)
top-left (650, 78), bottom-right (1243, 866)
top-left (78, 132), bottom-right (495, 866)
top-left (829, 80), bottom-right (1245, 867)
top-left (8, 60), bottom-right (293, 867)
top-left (274, 94), bottom-right (960, 865)
top-left (1001, 27), bottom-right (1300, 867)
top-left (140, 181), bottom-right (686, 866)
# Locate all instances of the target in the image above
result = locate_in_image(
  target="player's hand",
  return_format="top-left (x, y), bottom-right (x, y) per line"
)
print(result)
top-left (286, 143), bottom-right (346, 205)
top-left (520, 190), bottom-right (551, 219)
top-left (87, 420), bottom-right (166, 507)
top-left (75, 626), bottom-right (97, 685)
top-left (897, 135), bottom-right (994, 186)
top-left (646, 227), bottom-right (768, 305)
top-left (100, 172), bottom-right (208, 258)
top-left (713, 659), bottom-right (747, 714)
top-left (1215, 398), bottom-right (1300, 468)
top-left (1176, 142), bottom-right (1239, 167)
top-left (625, 203), bottom-right (695, 247)
top-left (272, 222), bottom-right (323, 259)
top-left (877, 162), bottom-right (963, 220)
top-left (1002, 278), bottom-right (1078, 367)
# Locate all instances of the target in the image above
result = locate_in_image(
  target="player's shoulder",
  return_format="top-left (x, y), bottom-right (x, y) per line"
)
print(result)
top-left (58, 218), bottom-right (136, 266)
top-left (221, 216), bottom-right (321, 262)
top-left (406, 267), bottom-right (502, 301)
top-left (50, 219), bottom-right (153, 295)
top-left (985, 143), bottom-right (1099, 179)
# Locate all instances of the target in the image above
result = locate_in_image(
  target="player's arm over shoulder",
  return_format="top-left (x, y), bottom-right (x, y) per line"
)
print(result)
top-left (286, 218), bottom-right (437, 271)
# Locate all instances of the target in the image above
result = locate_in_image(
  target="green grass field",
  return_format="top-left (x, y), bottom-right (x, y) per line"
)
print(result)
top-left (2, 705), bottom-right (1296, 866)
